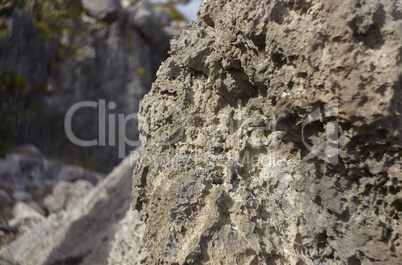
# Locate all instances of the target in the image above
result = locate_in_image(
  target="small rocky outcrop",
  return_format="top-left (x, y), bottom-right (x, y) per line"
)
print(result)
top-left (43, 179), bottom-right (94, 213)
top-left (0, 155), bottom-right (145, 265)
top-left (81, 0), bottom-right (122, 22)
top-left (133, 0), bottom-right (402, 264)
top-left (0, 145), bottom-right (102, 247)
top-left (125, 0), bottom-right (170, 51)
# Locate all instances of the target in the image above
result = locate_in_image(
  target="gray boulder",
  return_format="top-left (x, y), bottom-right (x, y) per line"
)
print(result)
top-left (0, 148), bottom-right (102, 224)
top-left (43, 180), bottom-right (94, 214)
top-left (153, 6), bottom-right (171, 26)
top-left (126, 0), bottom-right (170, 51)
top-left (11, 190), bottom-right (31, 202)
top-left (0, 151), bottom-right (101, 199)
top-left (120, 0), bottom-right (139, 10)
top-left (83, 210), bottom-right (148, 265)
top-left (9, 202), bottom-right (45, 235)
top-left (81, 0), bottom-right (122, 22)
top-left (0, 156), bottom-right (146, 265)
top-left (0, 190), bottom-right (12, 205)
top-left (133, 0), bottom-right (402, 264)
top-left (1, 7), bottom-right (159, 173)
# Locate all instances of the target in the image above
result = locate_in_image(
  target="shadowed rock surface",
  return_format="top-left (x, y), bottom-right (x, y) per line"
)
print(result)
top-left (0, 156), bottom-right (146, 265)
top-left (133, 0), bottom-right (402, 264)
top-left (0, 0), bottom-right (178, 172)
top-left (0, 146), bottom-right (102, 228)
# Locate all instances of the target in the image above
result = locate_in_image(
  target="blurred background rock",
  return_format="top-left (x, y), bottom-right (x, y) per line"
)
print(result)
top-left (0, 0), bottom-right (197, 173)
top-left (0, 0), bottom-right (200, 255)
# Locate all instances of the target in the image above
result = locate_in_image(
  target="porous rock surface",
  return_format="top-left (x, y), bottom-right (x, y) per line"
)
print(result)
top-left (134, 0), bottom-right (402, 264)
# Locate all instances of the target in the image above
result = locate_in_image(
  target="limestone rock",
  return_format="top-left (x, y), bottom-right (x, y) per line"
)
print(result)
top-left (0, 150), bottom-right (102, 216)
top-left (121, 0), bottom-right (140, 10)
top-left (0, 190), bottom-right (12, 205)
top-left (0, 2), bottom-right (165, 172)
top-left (81, 0), bottom-right (122, 22)
top-left (153, 6), bottom-right (171, 26)
top-left (82, 209), bottom-right (148, 265)
top-left (133, 0), bottom-right (402, 264)
top-left (43, 180), bottom-right (94, 213)
top-left (0, 156), bottom-right (144, 265)
top-left (126, 0), bottom-right (170, 52)
top-left (11, 190), bottom-right (31, 202)
top-left (0, 231), bottom-right (9, 249)
top-left (9, 202), bottom-right (45, 235)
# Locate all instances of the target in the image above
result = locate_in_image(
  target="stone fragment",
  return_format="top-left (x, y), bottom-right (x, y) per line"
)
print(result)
top-left (120, 0), bottom-right (139, 10)
top-left (126, 0), bottom-right (170, 51)
top-left (81, 0), bottom-right (122, 22)
top-left (43, 180), bottom-right (94, 214)
top-left (9, 202), bottom-right (45, 235)
top-left (0, 156), bottom-right (145, 265)
top-left (0, 190), bottom-right (12, 205)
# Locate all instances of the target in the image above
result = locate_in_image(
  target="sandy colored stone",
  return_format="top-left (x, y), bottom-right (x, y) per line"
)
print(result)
top-left (133, 0), bottom-right (402, 264)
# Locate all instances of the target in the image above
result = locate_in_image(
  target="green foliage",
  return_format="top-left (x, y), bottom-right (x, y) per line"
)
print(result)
top-left (0, 68), bottom-right (28, 94)
top-left (154, 1), bottom-right (186, 22)
top-left (168, 6), bottom-right (185, 21)
top-left (137, 68), bottom-right (146, 78)
top-left (56, 46), bottom-right (65, 59)
top-left (48, 60), bottom-right (60, 72)
top-left (97, 22), bottom-right (108, 30)
top-left (0, 18), bottom-right (10, 39)
top-left (36, 20), bottom-right (53, 40)
top-left (36, 0), bottom-right (84, 21)
top-left (0, 68), bottom-right (30, 156)
top-left (34, 0), bottom-right (85, 39)
top-left (68, 47), bottom-right (84, 60)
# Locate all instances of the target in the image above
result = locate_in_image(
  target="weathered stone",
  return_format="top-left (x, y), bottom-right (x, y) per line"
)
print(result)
top-left (0, 3), bottom-right (167, 172)
top-left (126, 0), bottom-right (170, 52)
top-left (0, 156), bottom-right (143, 265)
top-left (133, 0), bottom-right (402, 264)
top-left (55, 165), bottom-right (100, 186)
top-left (9, 202), bottom-right (45, 235)
top-left (81, 0), bottom-right (122, 22)
top-left (0, 150), bottom-right (102, 207)
top-left (43, 180), bottom-right (94, 213)
top-left (0, 190), bottom-right (12, 205)
top-left (120, 0), bottom-right (139, 10)
top-left (0, 231), bottom-right (9, 249)
top-left (154, 6), bottom-right (171, 26)
top-left (163, 20), bottom-right (188, 38)
top-left (11, 190), bottom-right (31, 202)
top-left (82, 209), bottom-right (147, 265)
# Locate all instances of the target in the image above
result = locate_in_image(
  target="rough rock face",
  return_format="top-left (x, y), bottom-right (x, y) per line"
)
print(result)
top-left (0, 156), bottom-right (145, 265)
top-left (134, 0), bottom-right (402, 264)
top-left (0, 0), bottom-right (173, 172)
top-left (0, 147), bottom-right (101, 217)
top-left (81, 0), bottom-right (122, 22)
top-left (0, 146), bottom-right (103, 247)
top-left (43, 179), bottom-right (94, 213)
top-left (126, 0), bottom-right (170, 51)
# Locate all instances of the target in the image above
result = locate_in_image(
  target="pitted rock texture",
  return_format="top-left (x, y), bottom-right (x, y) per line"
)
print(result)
top-left (133, 0), bottom-right (402, 264)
